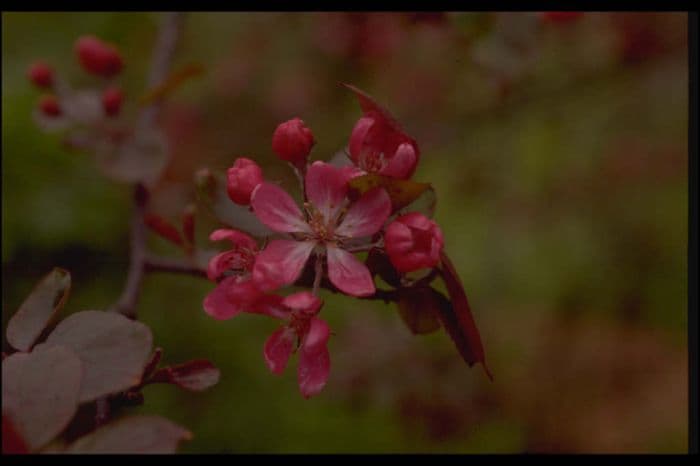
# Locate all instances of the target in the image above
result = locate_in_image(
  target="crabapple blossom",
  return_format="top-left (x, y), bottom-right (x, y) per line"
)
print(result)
top-left (75, 35), bottom-right (123, 77)
top-left (384, 212), bottom-right (444, 273)
top-left (250, 161), bottom-right (391, 297)
top-left (271, 117), bottom-right (315, 165)
top-left (262, 292), bottom-right (331, 398)
top-left (203, 228), bottom-right (282, 320)
top-left (348, 108), bottom-right (419, 179)
top-left (27, 61), bottom-right (54, 88)
top-left (102, 86), bottom-right (123, 117)
top-left (226, 157), bottom-right (264, 205)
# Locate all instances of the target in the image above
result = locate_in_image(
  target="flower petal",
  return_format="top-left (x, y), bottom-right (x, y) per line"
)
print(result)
top-left (203, 276), bottom-right (246, 320)
top-left (252, 240), bottom-right (315, 291)
top-left (250, 183), bottom-right (309, 233)
top-left (348, 115), bottom-right (375, 163)
top-left (281, 291), bottom-right (322, 315)
top-left (305, 161), bottom-right (352, 221)
top-left (264, 327), bottom-right (295, 375)
top-left (335, 187), bottom-right (391, 238)
top-left (209, 228), bottom-right (258, 251)
top-left (326, 245), bottom-right (375, 297)
top-left (381, 142), bottom-right (418, 179)
top-left (298, 318), bottom-right (331, 398)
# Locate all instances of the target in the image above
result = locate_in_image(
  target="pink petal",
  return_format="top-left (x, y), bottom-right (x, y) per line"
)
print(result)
top-left (203, 276), bottom-right (246, 320)
top-left (305, 161), bottom-right (351, 221)
top-left (252, 240), bottom-right (315, 291)
top-left (252, 294), bottom-right (289, 320)
top-left (282, 291), bottom-right (322, 315)
top-left (264, 327), bottom-right (295, 375)
top-left (348, 116), bottom-right (375, 163)
top-left (381, 142), bottom-right (418, 179)
top-left (250, 183), bottom-right (310, 234)
top-left (326, 245), bottom-right (375, 297)
top-left (207, 250), bottom-right (241, 281)
top-left (298, 318), bottom-right (331, 398)
top-left (335, 187), bottom-right (391, 238)
top-left (209, 228), bottom-right (258, 251)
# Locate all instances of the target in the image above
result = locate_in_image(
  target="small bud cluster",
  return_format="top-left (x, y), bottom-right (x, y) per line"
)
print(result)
top-left (27, 35), bottom-right (127, 152)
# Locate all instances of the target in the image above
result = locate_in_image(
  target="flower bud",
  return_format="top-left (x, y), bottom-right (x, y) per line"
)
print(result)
top-left (75, 35), bottom-right (123, 77)
top-left (384, 212), bottom-right (444, 273)
top-left (227, 157), bottom-right (264, 205)
top-left (39, 95), bottom-right (62, 117)
top-left (102, 86), bottom-right (123, 116)
top-left (27, 61), bottom-right (54, 88)
top-left (271, 118), bottom-right (315, 165)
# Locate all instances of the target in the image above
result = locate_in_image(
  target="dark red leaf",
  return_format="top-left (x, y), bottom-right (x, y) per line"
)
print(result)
top-left (182, 203), bottom-right (196, 247)
top-left (144, 213), bottom-right (184, 247)
top-left (65, 415), bottom-right (191, 453)
top-left (2, 345), bottom-right (83, 450)
top-left (2, 415), bottom-right (29, 454)
top-left (365, 248), bottom-right (402, 287)
top-left (6, 268), bottom-right (71, 352)
top-left (148, 359), bottom-right (220, 392)
top-left (342, 83), bottom-right (405, 132)
top-left (437, 251), bottom-right (492, 380)
top-left (396, 286), bottom-right (442, 335)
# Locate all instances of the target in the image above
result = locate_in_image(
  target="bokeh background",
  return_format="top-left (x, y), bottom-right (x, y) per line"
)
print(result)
top-left (2, 12), bottom-right (688, 453)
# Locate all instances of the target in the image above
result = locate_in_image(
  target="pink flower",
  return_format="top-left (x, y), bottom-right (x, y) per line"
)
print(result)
top-left (263, 292), bottom-right (331, 398)
top-left (203, 228), bottom-right (282, 320)
top-left (346, 85), bottom-right (420, 179)
top-left (384, 212), bottom-right (444, 273)
top-left (226, 157), bottom-right (264, 205)
top-left (75, 35), bottom-right (123, 78)
top-left (271, 117), bottom-right (315, 165)
top-left (251, 161), bottom-right (391, 297)
top-left (27, 61), bottom-right (54, 88)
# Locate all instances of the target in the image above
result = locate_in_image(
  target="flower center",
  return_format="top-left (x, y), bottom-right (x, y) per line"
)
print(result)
top-left (304, 202), bottom-right (334, 241)
top-left (360, 150), bottom-right (386, 173)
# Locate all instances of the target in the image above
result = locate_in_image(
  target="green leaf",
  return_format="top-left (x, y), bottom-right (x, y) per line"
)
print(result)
top-left (6, 268), bottom-right (71, 352)
top-left (40, 310), bottom-right (153, 402)
top-left (2, 345), bottom-right (82, 451)
top-left (348, 173), bottom-right (431, 212)
top-left (65, 415), bottom-right (191, 454)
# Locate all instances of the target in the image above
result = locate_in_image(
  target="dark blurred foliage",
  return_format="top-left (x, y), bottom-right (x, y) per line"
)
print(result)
top-left (2, 12), bottom-right (688, 452)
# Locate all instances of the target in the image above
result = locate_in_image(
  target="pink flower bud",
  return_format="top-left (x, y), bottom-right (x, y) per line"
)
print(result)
top-left (271, 117), bottom-right (315, 164)
top-left (226, 157), bottom-right (264, 205)
top-left (27, 61), bottom-right (54, 88)
top-left (102, 86), bottom-right (123, 117)
top-left (75, 35), bottom-right (123, 77)
top-left (384, 212), bottom-right (444, 273)
top-left (39, 95), bottom-right (61, 117)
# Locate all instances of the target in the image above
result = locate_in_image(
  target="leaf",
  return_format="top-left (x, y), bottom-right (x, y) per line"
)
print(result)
top-left (436, 251), bottom-right (492, 379)
top-left (2, 346), bottom-right (82, 450)
top-left (348, 173), bottom-right (431, 212)
top-left (396, 286), bottom-right (442, 335)
top-left (6, 268), bottom-right (71, 352)
top-left (144, 213), bottom-right (184, 247)
top-left (65, 415), bottom-right (192, 454)
top-left (95, 128), bottom-right (169, 185)
top-left (2, 415), bottom-right (29, 454)
top-left (342, 83), bottom-right (405, 132)
top-left (139, 63), bottom-right (205, 106)
top-left (365, 248), bottom-right (402, 288)
top-left (40, 310), bottom-right (153, 402)
top-left (148, 359), bottom-right (220, 392)
top-left (398, 185), bottom-right (437, 219)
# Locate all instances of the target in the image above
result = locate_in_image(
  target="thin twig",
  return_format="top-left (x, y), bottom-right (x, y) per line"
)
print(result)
top-left (111, 12), bottom-right (185, 318)
top-left (144, 254), bottom-right (207, 278)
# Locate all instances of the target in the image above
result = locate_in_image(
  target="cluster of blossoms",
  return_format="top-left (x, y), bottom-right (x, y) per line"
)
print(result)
top-left (28, 36), bottom-right (124, 125)
top-left (203, 86), bottom-right (447, 398)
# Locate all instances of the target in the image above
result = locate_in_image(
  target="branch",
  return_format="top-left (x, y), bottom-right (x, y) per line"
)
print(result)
top-left (144, 255), bottom-right (207, 278)
top-left (111, 12), bottom-right (185, 318)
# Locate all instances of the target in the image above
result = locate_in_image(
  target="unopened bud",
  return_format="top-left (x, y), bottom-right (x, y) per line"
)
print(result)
top-left (271, 118), bottom-right (315, 165)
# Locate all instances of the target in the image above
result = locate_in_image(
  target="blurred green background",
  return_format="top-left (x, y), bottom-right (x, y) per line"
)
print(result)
top-left (2, 12), bottom-right (688, 453)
